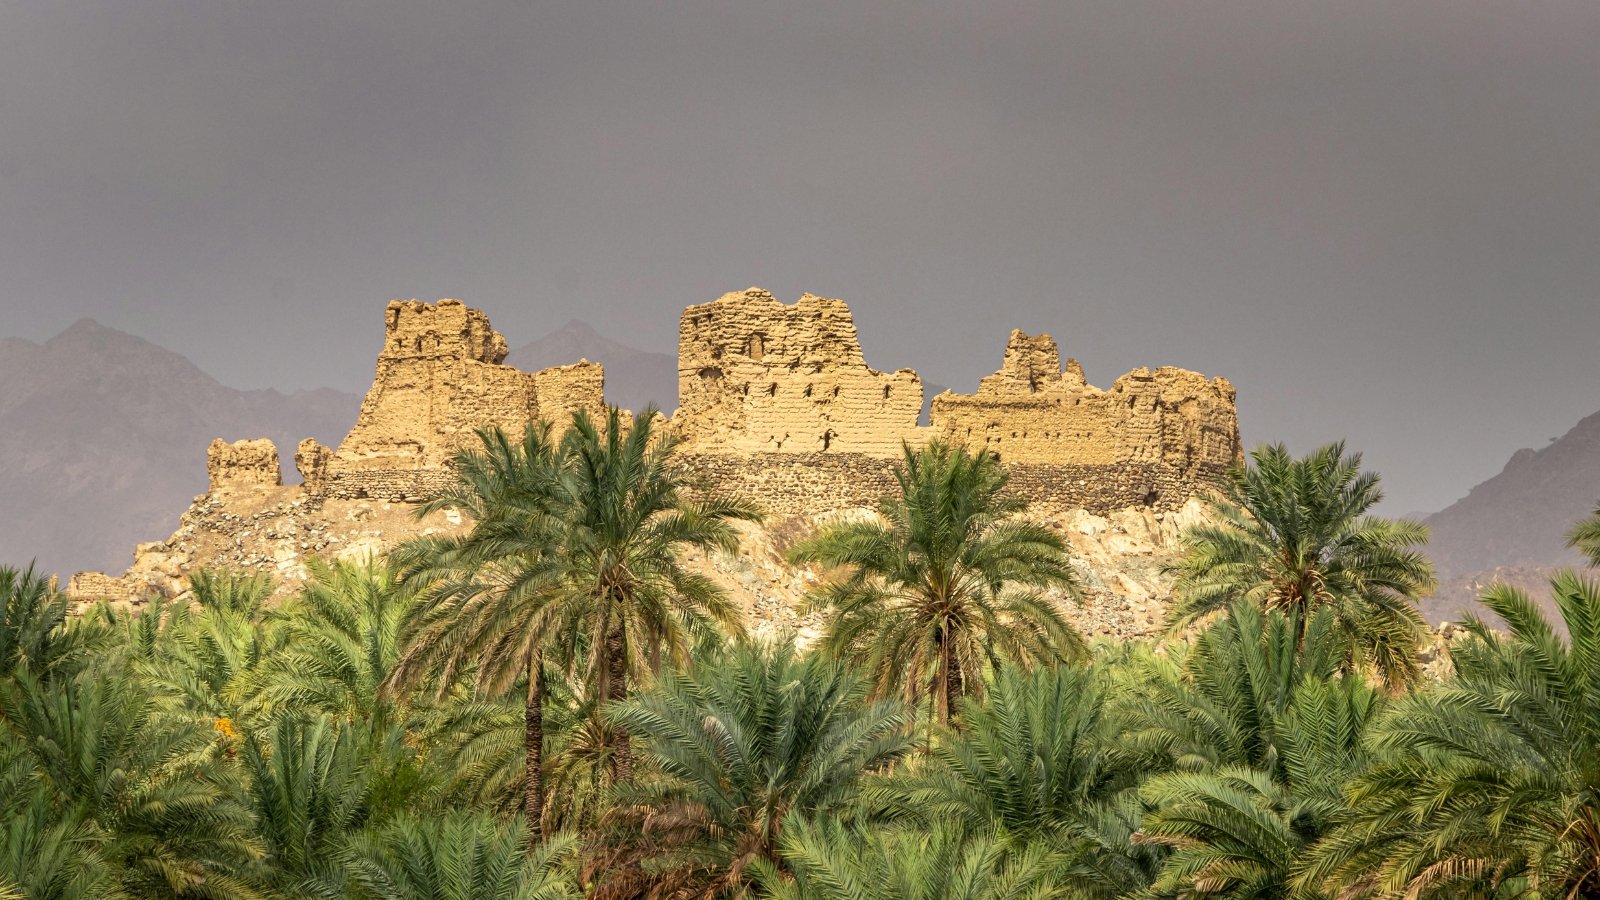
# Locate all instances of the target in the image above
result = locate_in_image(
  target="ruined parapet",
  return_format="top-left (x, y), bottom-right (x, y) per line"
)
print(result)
top-left (533, 360), bottom-right (607, 431)
top-left (295, 438), bottom-right (332, 494)
top-left (672, 288), bottom-right (924, 454)
top-left (67, 571), bottom-right (138, 605)
top-left (930, 330), bottom-right (1240, 497)
top-left (207, 438), bottom-right (282, 491)
top-left (323, 299), bottom-right (606, 500)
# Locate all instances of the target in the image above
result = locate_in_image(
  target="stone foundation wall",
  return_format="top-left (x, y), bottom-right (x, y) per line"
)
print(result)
top-left (680, 452), bottom-right (1223, 517)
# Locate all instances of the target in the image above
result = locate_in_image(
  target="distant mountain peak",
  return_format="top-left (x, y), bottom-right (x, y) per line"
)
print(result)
top-left (507, 320), bottom-right (678, 414)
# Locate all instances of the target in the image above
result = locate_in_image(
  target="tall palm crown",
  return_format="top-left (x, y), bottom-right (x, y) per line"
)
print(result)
top-left (589, 642), bottom-right (914, 899)
top-left (788, 441), bottom-right (1082, 727)
top-left (1170, 441), bottom-right (1436, 686)
top-left (1570, 505), bottom-right (1600, 568)
top-left (549, 406), bottom-right (758, 780)
top-left (1300, 572), bottom-right (1600, 899)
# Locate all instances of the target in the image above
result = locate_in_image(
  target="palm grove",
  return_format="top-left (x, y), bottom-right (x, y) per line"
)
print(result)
top-left (4, 407), bottom-right (1600, 900)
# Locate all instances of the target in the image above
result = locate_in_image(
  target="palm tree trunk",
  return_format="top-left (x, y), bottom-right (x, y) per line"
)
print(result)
top-left (525, 650), bottom-right (544, 843)
top-left (944, 639), bottom-right (963, 727)
top-left (607, 619), bottom-right (633, 782)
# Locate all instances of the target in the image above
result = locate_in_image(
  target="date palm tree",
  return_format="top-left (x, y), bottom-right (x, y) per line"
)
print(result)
top-left (1569, 505), bottom-right (1600, 567)
top-left (242, 715), bottom-right (372, 899)
top-left (881, 664), bottom-right (1157, 897)
top-left (548, 406), bottom-right (758, 781)
top-left (256, 559), bottom-right (414, 725)
top-left (1169, 441), bottom-right (1436, 687)
top-left (1299, 572), bottom-right (1600, 899)
top-left (588, 641), bottom-right (914, 898)
top-left (788, 441), bottom-right (1082, 728)
top-left (0, 564), bottom-right (96, 682)
top-left (1112, 603), bottom-right (1383, 898)
top-left (389, 423), bottom-right (570, 841)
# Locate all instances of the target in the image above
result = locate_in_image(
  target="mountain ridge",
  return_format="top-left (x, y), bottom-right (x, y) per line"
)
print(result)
top-left (0, 319), bottom-right (359, 578)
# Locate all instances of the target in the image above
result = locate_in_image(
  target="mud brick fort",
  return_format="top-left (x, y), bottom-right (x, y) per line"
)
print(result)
top-left (68, 288), bottom-right (1241, 625)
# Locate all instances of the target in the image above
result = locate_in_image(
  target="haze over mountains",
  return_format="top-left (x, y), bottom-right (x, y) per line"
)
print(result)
top-left (0, 319), bottom-right (359, 578)
top-left (1420, 410), bottom-right (1600, 623)
top-left (3, 315), bottom-right (1596, 618)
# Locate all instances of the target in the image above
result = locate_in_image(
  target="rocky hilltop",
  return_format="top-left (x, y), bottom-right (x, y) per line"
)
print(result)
top-left (68, 290), bottom-right (1242, 640)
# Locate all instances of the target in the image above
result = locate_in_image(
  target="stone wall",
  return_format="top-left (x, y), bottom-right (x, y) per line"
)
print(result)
top-left (320, 299), bottom-right (606, 500)
top-left (533, 360), bottom-right (607, 432)
top-left (681, 453), bottom-right (1222, 517)
top-left (66, 571), bottom-right (136, 602)
top-left (929, 329), bottom-right (1240, 475)
top-left (673, 288), bottom-right (924, 455)
top-left (207, 438), bottom-right (282, 491)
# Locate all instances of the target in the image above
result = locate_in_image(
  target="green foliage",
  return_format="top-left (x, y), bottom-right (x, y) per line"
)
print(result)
top-left (590, 641), bottom-right (914, 898)
top-left (9, 431), bottom-right (1589, 899)
top-left (0, 564), bottom-right (94, 682)
top-left (1301, 572), bottom-right (1600, 898)
top-left (756, 817), bottom-right (1071, 900)
top-left (345, 813), bottom-right (577, 900)
top-left (1123, 603), bottom-right (1382, 898)
top-left (790, 441), bottom-right (1083, 728)
top-left (241, 715), bottom-right (372, 898)
top-left (882, 664), bottom-right (1156, 897)
top-left (257, 558), bottom-right (414, 723)
top-left (1170, 442), bottom-right (1436, 686)
top-left (1, 668), bottom-right (262, 898)
top-left (1570, 504), bottom-right (1600, 567)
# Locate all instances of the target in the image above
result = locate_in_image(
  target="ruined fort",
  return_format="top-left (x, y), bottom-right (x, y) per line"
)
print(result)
top-left (68, 289), bottom-right (1241, 637)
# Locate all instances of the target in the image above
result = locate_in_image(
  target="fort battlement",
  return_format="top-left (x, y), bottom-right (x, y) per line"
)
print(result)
top-left (673, 288), bottom-right (923, 455)
top-left (668, 289), bottom-right (1241, 512)
top-left (320, 299), bottom-right (605, 499)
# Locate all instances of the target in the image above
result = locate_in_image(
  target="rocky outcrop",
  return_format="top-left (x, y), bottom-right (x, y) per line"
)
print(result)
top-left (207, 438), bottom-right (282, 491)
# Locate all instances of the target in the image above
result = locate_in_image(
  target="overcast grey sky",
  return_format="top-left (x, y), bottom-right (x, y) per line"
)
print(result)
top-left (2, 1), bottom-right (1597, 515)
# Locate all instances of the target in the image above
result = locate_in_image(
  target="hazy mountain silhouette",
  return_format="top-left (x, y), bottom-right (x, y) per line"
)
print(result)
top-left (0, 319), bottom-right (358, 578)
top-left (1421, 408), bottom-right (1600, 623)
top-left (508, 319), bottom-right (680, 414)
